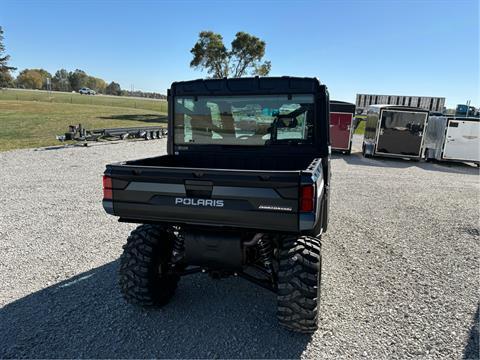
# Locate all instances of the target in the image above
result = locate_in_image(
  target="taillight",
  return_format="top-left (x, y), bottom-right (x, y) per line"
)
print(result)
top-left (300, 184), bottom-right (315, 212)
top-left (103, 175), bottom-right (112, 200)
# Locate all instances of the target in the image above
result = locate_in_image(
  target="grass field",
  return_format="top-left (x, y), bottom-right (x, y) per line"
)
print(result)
top-left (0, 89), bottom-right (167, 113)
top-left (354, 119), bottom-right (365, 134)
top-left (0, 101), bottom-right (167, 151)
top-left (0, 91), bottom-right (365, 151)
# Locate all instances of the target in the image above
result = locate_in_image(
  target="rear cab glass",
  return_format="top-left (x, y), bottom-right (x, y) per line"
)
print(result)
top-left (173, 95), bottom-right (315, 146)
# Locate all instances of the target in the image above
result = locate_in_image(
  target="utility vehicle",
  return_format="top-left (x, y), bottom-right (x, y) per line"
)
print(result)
top-left (102, 77), bottom-right (330, 333)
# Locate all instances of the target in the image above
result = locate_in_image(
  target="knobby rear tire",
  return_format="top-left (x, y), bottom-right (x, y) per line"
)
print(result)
top-left (119, 224), bottom-right (179, 307)
top-left (277, 236), bottom-right (322, 333)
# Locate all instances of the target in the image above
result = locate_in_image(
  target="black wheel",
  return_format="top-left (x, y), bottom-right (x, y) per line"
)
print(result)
top-left (277, 236), bottom-right (322, 333)
top-left (424, 149), bottom-right (432, 162)
top-left (362, 143), bottom-right (369, 157)
top-left (345, 141), bottom-right (352, 155)
top-left (119, 224), bottom-right (179, 307)
top-left (345, 147), bottom-right (351, 155)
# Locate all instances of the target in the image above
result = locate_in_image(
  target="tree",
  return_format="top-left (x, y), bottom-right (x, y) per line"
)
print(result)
top-left (106, 81), bottom-right (121, 96)
top-left (34, 68), bottom-right (52, 89)
top-left (0, 26), bottom-right (16, 88)
top-left (16, 68), bottom-right (52, 89)
top-left (0, 71), bottom-right (14, 88)
top-left (52, 69), bottom-right (71, 92)
top-left (16, 69), bottom-right (44, 89)
top-left (68, 69), bottom-right (88, 91)
top-left (190, 31), bottom-right (271, 78)
top-left (86, 76), bottom-right (106, 94)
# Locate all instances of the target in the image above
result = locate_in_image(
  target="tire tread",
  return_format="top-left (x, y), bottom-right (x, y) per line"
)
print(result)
top-left (277, 236), bottom-right (322, 333)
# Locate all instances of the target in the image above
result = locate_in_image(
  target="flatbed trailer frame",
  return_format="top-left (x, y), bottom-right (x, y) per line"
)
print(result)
top-left (56, 124), bottom-right (167, 143)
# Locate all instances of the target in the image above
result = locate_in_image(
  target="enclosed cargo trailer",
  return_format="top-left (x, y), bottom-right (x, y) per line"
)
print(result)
top-left (330, 100), bottom-right (356, 154)
top-left (424, 116), bottom-right (479, 165)
top-left (362, 105), bottom-right (429, 160)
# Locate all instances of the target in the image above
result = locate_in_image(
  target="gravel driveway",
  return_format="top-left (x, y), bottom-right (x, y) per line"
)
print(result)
top-left (0, 136), bottom-right (478, 359)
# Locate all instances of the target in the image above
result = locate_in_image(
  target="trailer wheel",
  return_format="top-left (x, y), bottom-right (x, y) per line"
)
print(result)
top-left (362, 143), bottom-right (369, 158)
top-left (277, 236), bottom-right (322, 333)
top-left (344, 141), bottom-right (352, 155)
top-left (119, 224), bottom-right (179, 307)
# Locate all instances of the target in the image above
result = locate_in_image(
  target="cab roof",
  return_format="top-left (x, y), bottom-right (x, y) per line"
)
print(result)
top-left (169, 76), bottom-right (325, 97)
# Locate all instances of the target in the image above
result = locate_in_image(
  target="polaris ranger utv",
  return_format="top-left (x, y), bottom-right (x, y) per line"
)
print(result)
top-left (102, 77), bottom-right (331, 333)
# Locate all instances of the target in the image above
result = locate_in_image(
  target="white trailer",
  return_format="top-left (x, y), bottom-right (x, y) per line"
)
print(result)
top-left (424, 116), bottom-right (479, 165)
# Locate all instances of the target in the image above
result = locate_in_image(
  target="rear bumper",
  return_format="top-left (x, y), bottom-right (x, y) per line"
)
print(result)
top-left (109, 201), bottom-right (300, 232)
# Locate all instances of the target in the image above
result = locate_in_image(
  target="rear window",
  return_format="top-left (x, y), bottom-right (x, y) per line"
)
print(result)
top-left (380, 110), bottom-right (427, 133)
top-left (173, 94), bottom-right (314, 146)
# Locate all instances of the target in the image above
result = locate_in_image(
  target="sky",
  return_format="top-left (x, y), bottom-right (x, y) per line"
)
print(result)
top-left (1, 0), bottom-right (479, 107)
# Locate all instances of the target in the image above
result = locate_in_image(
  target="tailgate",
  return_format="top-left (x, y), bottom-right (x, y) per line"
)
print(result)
top-left (105, 165), bottom-right (301, 232)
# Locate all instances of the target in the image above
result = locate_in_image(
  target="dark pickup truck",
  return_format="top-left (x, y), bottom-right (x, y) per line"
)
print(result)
top-left (103, 77), bottom-right (331, 333)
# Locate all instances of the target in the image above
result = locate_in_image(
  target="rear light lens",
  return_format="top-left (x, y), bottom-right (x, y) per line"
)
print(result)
top-left (103, 175), bottom-right (112, 200)
top-left (300, 184), bottom-right (315, 212)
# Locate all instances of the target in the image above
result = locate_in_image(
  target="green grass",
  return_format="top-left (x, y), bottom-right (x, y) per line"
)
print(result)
top-left (354, 119), bottom-right (365, 135)
top-left (0, 101), bottom-right (167, 151)
top-left (0, 89), bottom-right (167, 113)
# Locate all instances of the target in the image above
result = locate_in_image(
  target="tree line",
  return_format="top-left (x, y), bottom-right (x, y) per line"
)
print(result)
top-left (0, 26), bottom-right (166, 99)
top-left (14, 68), bottom-right (115, 94)
top-left (4, 67), bottom-right (165, 99)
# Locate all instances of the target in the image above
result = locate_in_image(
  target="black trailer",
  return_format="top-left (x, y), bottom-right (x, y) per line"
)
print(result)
top-left (362, 105), bottom-right (429, 160)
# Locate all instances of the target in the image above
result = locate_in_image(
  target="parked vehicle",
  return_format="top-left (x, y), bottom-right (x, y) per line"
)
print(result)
top-left (424, 116), bottom-right (479, 165)
top-left (329, 100), bottom-right (356, 154)
top-left (102, 77), bottom-right (331, 333)
top-left (79, 87), bottom-right (96, 95)
top-left (455, 104), bottom-right (478, 118)
top-left (362, 105), bottom-right (429, 160)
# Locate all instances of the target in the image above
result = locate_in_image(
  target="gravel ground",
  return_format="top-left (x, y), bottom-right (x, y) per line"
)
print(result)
top-left (0, 136), bottom-right (478, 359)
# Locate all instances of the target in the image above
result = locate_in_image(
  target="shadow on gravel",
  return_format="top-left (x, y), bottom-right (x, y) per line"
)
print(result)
top-left (334, 153), bottom-right (479, 175)
top-left (100, 114), bottom-right (168, 123)
top-left (463, 304), bottom-right (479, 360)
top-left (0, 261), bottom-right (311, 359)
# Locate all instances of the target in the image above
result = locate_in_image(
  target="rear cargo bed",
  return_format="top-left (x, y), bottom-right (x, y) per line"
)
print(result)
top-left (125, 153), bottom-right (316, 171)
top-left (105, 155), bottom-right (321, 232)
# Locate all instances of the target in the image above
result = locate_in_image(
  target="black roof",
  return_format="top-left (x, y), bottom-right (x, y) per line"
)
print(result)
top-left (330, 100), bottom-right (355, 113)
top-left (169, 76), bottom-right (325, 97)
